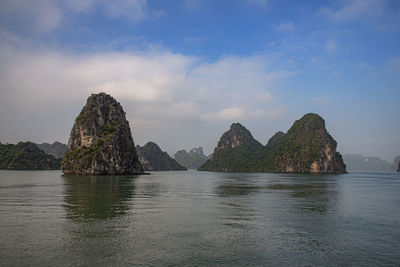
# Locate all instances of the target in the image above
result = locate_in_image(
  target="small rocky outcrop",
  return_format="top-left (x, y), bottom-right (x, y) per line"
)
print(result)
top-left (265, 131), bottom-right (285, 152)
top-left (61, 93), bottom-right (143, 175)
top-left (36, 141), bottom-right (67, 159)
top-left (397, 161), bottom-right (400, 172)
top-left (136, 142), bottom-right (187, 171)
top-left (393, 155), bottom-right (400, 171)
top-left (0, 142), bottom-right (61, 170)
top-left (198, 123), bottom-right (266, 172)
top-left (174, 147), bottom-right (209, 169)
top-left (263, 113), bottom-right (346, 173)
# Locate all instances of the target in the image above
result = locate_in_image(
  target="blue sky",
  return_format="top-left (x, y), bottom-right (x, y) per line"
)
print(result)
top-left (0, 0), bottom-right (399, 161)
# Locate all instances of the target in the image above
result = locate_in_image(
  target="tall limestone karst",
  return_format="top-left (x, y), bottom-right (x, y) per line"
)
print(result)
top-left (136, 142), bottom-right (187, 171)
top-left (263, 113), bottom-right (346, 173)
top-left (61, 93), bottom-right (143, 175)
top-left (198, 113), bottom-right (346, 174)
top-left (198, 123), bottom-right (266, 172)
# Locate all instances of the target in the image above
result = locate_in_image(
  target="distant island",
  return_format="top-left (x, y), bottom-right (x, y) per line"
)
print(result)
top-left (61, 93), bottom-right (144, 175)
top-left (199, 113), bottom-right (346, 174)
top-left (343, 154), bottom-right (393, 172)
top-left (35, 142), bottom-right (66, 159)
top-left (0, 142), bottom-right (61, 170)
top-left (174, 147), bottom-right (209, 169)
top-left (136, 142), bottom-right (186, 171)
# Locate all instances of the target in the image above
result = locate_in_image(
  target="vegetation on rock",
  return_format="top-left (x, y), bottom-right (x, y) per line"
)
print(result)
top-left (136, 142), bottom-right (186, 171)
top-left (61, 92), bottom-right (143, 175)
top-left (0, 142), bottom-right (61, 170)
top-left (198, 113), bottom-right (346, 174)
top-left (262, 113), bottom-right (346, 173)
top-left (198, 123), bottom-right (266, 172)
top-left (174, 147), bottom-right (209, 169)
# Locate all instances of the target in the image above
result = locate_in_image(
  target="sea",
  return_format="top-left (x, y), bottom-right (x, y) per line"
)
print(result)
top-left (0, 170), bottom-right (399, 266)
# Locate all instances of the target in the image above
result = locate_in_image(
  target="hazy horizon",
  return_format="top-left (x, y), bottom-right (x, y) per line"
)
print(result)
top-left (0, 0), bottom-right (399, 162)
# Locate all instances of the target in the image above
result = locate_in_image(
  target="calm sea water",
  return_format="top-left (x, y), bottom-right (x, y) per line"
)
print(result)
top-left (0, 170), bottom-right (399, 266)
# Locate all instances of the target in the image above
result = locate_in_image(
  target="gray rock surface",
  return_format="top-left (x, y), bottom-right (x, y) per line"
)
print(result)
top-left (61, 93), bottom-right (143, 175)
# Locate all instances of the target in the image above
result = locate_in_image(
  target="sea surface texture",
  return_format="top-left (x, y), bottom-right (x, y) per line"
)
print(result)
top-left (0, 170), bottom-right (399, 266)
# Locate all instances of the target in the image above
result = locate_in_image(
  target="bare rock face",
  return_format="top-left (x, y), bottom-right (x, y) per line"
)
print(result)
top-left (263, 113), bottom-right (346, 174)
top-left (61, 93), bottom-right (143, 175)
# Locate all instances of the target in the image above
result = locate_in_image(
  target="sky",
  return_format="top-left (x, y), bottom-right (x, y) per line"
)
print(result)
top-left (0, 0), bottom-right (399, 161)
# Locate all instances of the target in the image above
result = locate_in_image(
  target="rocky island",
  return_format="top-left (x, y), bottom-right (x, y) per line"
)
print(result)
top-left (174, 147), bottom-right (209, 169)
top-left (61, 93), bottom-right (144, 175)
top-left (198, 123), bottom-right (266, 172)
top-left (198, 113), bottom-right (346, 174)
top-left (0, 142), bottom-right (61, 170)
top-left (136, 142), bottom-right (186, 171)
top-left (263, 113), bottom-right (346, 173)
top-left (36, 141), bottom-right (67, 159)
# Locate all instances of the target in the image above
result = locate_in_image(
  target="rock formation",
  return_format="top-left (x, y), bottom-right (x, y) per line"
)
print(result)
top-left (36, 141), bottom-right (67, 159)
top-left (174, 147), bottom-right (209, 169)
top-left (393, 155), bottom-right (400, 171)
top-left (263, 113), bottom-right (346, 173)
top-left (199, 113), bottom-right (346, 174)
top-left (61, 93), bottom-right (143, 175)
top-left (198, 123), bottom-right (266, 172)
top-left (265, 131), bottom-right (285, 152)
top-left (0, 142), bottom-right (61, 170)
top-left (136, 142), bottom-right (187, 171)
top-left (397, 161), bottom-right (400, 172)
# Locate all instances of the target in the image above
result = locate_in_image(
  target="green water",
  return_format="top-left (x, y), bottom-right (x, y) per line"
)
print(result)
top-left (0, 170), bottom-right (399, 266)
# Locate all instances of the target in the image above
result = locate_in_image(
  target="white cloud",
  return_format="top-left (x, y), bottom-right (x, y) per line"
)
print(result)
top-left (199, 108), bottom-right (246, 121)
top-left (274, 22), bottom-right (294, 32)
top-left (0, 44), bottom-right (289, 148)
top-left (319, 0), bottom-right (384, 22)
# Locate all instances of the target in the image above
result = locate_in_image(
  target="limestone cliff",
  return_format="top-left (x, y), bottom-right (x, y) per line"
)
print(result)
top-left (61, 93), bottom-right (143, 175)
top-left (198, 123), bottom-right (266, 172)
top-left (263, 113), bottom-right (346, 173)
top-left (136, 142), bottom-right (186, 171)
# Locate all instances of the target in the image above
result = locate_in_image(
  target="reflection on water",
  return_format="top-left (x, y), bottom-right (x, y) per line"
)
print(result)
top-left (265, 175), bottom-right (339, 214)
top-left (63, 175), bottom-right (138, 221)
top-left (215, 174), bottom-right (260, 229)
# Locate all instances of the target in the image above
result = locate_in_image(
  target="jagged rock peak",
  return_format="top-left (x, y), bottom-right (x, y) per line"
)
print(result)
top-left (198, 123), bottom-right (265, 172)
top-left (263, 113), bottom-right (346, 174)
top-left (61, 92), bottom-right (143, 175)
top-left (136, 142), bottom-right (186, 171)
top-left (266, 131), bottom-right (285, 151)
top-left (216, 122), bottom-right (258, 151)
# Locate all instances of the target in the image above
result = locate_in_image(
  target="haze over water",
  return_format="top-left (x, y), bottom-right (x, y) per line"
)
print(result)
top-left (1, 170), bottom-right (399, 266)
